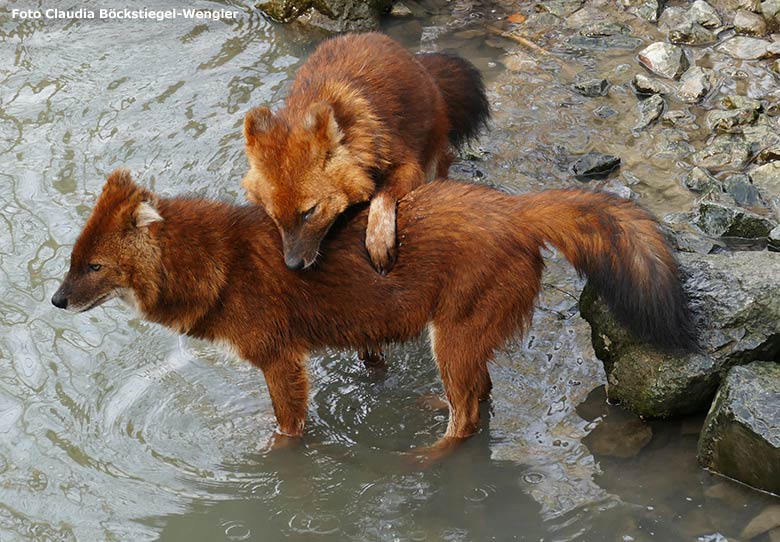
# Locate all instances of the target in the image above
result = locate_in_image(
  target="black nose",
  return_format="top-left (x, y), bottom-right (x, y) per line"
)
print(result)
top-left (285, 257), bottom-right (305, 270)
top-left (51, 292), bottom-right (68, 309)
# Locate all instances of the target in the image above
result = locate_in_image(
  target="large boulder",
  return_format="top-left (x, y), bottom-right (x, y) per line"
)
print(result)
top-left (580, 251), bottom-right (780, 418)
top-left (698, 362), bottom-right (780, 494)
top-left (257, 0), bottom-right (393, 31)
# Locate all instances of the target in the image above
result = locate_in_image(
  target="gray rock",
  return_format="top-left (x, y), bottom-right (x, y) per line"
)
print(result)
top-left (723, 174), bottom-right (763, 206)
top-left (698, 362), bottom-right (780, 495)
top-left (633, 94), bottom-right (665, 133)
top-left (580, 251), bottom-right (780, 418)
top-left (632, 73), bottom-right (675, 95)
top-left (770, 224), bottom-right (780, 249)
top-left (706, 108), bottom-right (759, 132)
top-left (743, 121), bottom-right (780, 156)
top-left (684, 166), bottom-right (721, 193)
top-left (257, 0), bottom-right (392, 30)
top-left (692, 134), bottom-right (751, 169)
top-left (390, 2), bottom-right (412, 17)
top-left (669, 22), bottom-right (718, 45)
top-left (568, 35), bottom-right (644, 50)
top-left (666, 228), bottom-right (719, 254)
top-left (662, 108), bottom-right (698, 127)
top-left (582, 409), bottom-right (653, 458)
top-left (593, 105), bottom-right (619, 118)
top-left (690, 0), bottom-right (723, 28)
top-left (695, 201), bottom-right (776, 237)
top-left (757, 144), bottom-right (780, 163)
top-left (658, 6), bottom-right (687, 31)
top-left (579, 21), bottom-right (632, 37)
top-left (538, 0), bottom-right (585, 17)
top-left (734, 9), bottom-right (768, 35)
top-left (569, 152), bottom-right (621, 180)
top-left (722, 94), bottom-right (762, 112)
top-left (772, 59), bottom-right (780, 73)
top-left (764, 0), bottom-right (780, 31)
top-left (620, 0), bottom-right (665, 21)
top-left (718, 36), bottom-right (775, 59)
top-left (677, 66), bottom-right (717, 103)
top-left (638, 42), bottom-right (690, 80)
top-left (750, 161), bottom-right (780, 193)
top-left (573, 77), bottom-right (610, 97)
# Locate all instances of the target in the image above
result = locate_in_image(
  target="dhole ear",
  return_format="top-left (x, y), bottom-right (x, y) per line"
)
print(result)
top-left (305, 102), bottom-right (342, 148)
top-left (243, 107), bottom-right (274, 144)
top-left (132, 201), bottom-right (163, 229)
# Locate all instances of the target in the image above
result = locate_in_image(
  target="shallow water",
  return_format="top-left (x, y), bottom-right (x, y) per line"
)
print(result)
top-left (0, 1), bottom-right (777, 541)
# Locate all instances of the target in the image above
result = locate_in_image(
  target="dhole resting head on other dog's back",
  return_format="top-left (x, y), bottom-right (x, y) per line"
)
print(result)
top-left (52, 170), bottom-right (696, 450)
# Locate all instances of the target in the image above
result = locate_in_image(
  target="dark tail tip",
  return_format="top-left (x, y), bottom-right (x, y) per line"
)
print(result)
top-left (416, 52), bottom-right (490, 149)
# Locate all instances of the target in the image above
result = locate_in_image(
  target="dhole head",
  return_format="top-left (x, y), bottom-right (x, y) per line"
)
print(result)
top-left (241, 103), bottom-right (374, 269)
top-left (51, 169), bottom-right (162, 312)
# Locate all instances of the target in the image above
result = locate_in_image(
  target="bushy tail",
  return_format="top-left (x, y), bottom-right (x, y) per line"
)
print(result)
top-left (416, 52), bottom-right (490, 149)
top-left (518, 189), bottom-right (697, 351)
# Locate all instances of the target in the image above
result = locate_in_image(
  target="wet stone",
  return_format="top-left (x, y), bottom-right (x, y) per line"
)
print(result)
top-left (569, 152), bottom-right (621, 180)
top-left (718, 36), bottom-right (775, 59)
top-left (706, 108), bottom-right (758, 133)
top-left (750, 161), bottom-right (780, 192)
top-left (698, 362), bottom-right (780, 495)
top-left (764, 0), bottom-right (780, 31)
top-left (723, 174), bottom-right (763, 206)
top-left (579, 21), bottom-right (632, 37)
top-left (722, 94), bottom-right (762, 112)
top-left (581, 251), bottom-right (780, 418)
top-left (638, 42), bottom-right (690, 79)
top-left (684, 166), bottom-right (721, 193)
top-left (695, 201), bottom-right (775, 237)
top-left (741, 505), bottom-right (780, 540)
top-left (632, 73), bottom-right (675, 95)
top-left (620, 0), bottom-right (665, 22)
top-left (757, 144), bottom-right (780, 162)
top-left (573, 76), bottom-right (609, 97)
top-left (734, 9), bottom-right (768, 35)
top-left (593, 105), bottom-right (619, 118)
top-left (770, 224), bottom-right (780, 249)
top-left (633, 93), bottom-right (665, 133)
top-left (390, 2), bottom-right (413, 17)
top-left (669, 22), bottom-right (718, 45)
top-left (677, 66), bottom-right (716, 103)
top-left (537, 0), bottom-right (585, 18)
top-left (662, 108), bottom-right (698, 127)
top-left (582, 409), bottom-right (653, 459)
top-left (666, 228), bottom-right (718, 254)
top-left (690, 0), bottom-right (723, 28)
top-left (692, 134), bottom-right (751, 169)
top-left (568, 35), bottom-right (644, 50)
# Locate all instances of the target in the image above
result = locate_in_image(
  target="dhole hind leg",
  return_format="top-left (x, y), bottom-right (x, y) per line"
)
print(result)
top-left (257, 351), bottom-right (309, 437)
top-left (365, 161), bottom-right (425, 274)
top-left (358, 346), bottom-right (387, 372)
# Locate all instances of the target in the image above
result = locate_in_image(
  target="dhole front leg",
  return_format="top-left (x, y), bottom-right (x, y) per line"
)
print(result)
top-left (366, 161), bottom-right (426, 274)
top-left (258, 351), bottom-right (309, 436)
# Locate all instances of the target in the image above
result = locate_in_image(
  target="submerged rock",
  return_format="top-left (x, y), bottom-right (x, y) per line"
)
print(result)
top-left (677, 66), bottom-right (717, 103)
top-left (706, 108), bottom-right (758, 133)
top-left (580, 251), bottom-right (780, 418)
top-left (582, 409), bottom-right (653, 458)
top-left (684, 166), bottom-right (721, 193)
top-left (638, 42), bottom-right (690, 79)
top-left (698, 362), bottom-right (780, 494)
top-left (633, 94), bottom-right (665, 133)
top-left (632, 73), bottom-right (675, 95)
top-left (573, 76), bottom-right (610, 97)
top-left (569, 152), bottom-right (621, 180)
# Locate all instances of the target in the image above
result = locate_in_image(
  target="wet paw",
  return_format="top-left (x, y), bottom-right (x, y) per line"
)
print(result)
top-left (366, 194), bottom-right (398, 275)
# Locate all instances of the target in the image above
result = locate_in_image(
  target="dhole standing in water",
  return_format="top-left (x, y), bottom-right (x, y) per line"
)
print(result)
top-left (52, 170), bottom-right (696, 449)
top-left (240, 32), bottom-right (489, 274)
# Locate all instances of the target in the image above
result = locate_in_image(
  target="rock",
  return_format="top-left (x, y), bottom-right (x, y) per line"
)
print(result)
top-left (537, 0), bottom-right (585, 17)
top-left (601, 179), bottom-right (638, 200)
top-left (698, 362), bottom-right (780, 495)
top-left (772, 59), bottom-right (780, 73)
top-left (690, 0), bottom-right (723, 28)
top-left (692, 135), bottom-right (751, 170)
top-left (390, 2), bottom-right (412, 17)
top-left (770, 224), bottom-right (780, 249)
top-left (684, 166), bottom-right (721, 193)
top-left (718, 36), bottom-right (775, 59)
top-left (758, 144), bottom-right (780, 163)
top-left (502, 51), bottom-right (538, 72)
top-left (734, 9), bottom-right (768, 35)
top-left (741, 505), bottom-right (780, 539)
top-left (593, 105), bottom-right (619, 118)
top-left (580, 251), bottom-right (780, 418)
top-left (632, 73), bottom-right (675, 95)
top-left (633, 94), bottom-right (665, 133)
top-left (695, 201), bottom-right (776, 237)
top-left (582, 409), bottom-right (653, 458)
top-left (743, 121), bottom-right (780, 156)
top-left (723, 174), bottom-right (763, 206)
top-left (662, 108), bottom-right (698, 127)
top-left (568, 35), bottom-right (644, 50)
top-left (677, 66), bottom-right (717, 103)
top-left (620, 0), bottom-right (665, 22)
top-left (706, 108), bottom-right (759, 133)
top-left (579, 21), bottom-right (632, 37)
top-left (764, 0), bottom-right (780, 31)
top-left (569, 152), bottom-right (621, 180)
top-left (669, 22), bottom-right (717, 45)
top-left (573, 76), bottom-right (609, 97)
top-left (750, 161), bottom-right (780, 193)
top-left (722, 94), bottom-right (762, 112)
top-left (257, 0), bottom-right (392, 30)
top-left (638, 42), bottom-right (690, 79)
top-left (666, 228), bottom-right (719, 254)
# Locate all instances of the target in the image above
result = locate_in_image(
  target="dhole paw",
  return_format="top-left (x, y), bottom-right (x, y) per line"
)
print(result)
top-left (366, 194), bottom-right (398, 275)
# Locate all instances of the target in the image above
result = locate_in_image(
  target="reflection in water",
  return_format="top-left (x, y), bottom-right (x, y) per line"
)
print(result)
top-left (1, 0), bottom-right (776, 541)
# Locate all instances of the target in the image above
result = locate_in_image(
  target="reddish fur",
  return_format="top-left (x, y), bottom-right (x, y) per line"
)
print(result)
top-left (241, 32), bottom-right (487, 273)
top-left (53, 171), bottom-right (694, 444)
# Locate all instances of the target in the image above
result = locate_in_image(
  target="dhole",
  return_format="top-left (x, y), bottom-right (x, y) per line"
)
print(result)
top-left (52, 170), bottom-right (696, 448)
top-left (241, 32), bottom-right (489, 274)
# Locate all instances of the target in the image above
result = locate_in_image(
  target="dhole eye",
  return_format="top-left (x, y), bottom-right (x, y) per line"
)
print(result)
top-left (88, 263), bottom-right (102, 272)
top-left (302, 206), bottom-right (317, 222)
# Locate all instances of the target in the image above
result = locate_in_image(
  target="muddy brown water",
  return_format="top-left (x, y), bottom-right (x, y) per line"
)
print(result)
top-left (0, 1), bottom-right (776, 541)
